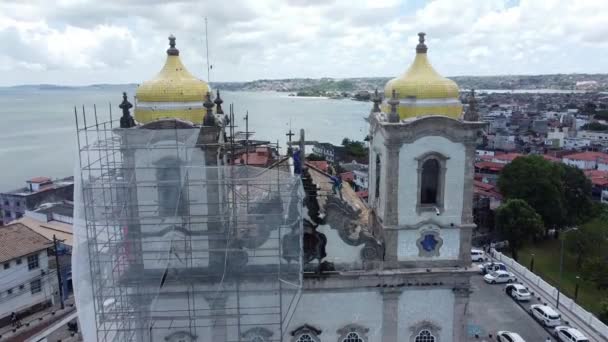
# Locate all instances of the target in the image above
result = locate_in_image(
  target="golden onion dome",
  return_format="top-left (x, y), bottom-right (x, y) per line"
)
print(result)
top-left (134, 35), bottom-right (210, 124)
top-left (383, 33), bottom-right (462, 119)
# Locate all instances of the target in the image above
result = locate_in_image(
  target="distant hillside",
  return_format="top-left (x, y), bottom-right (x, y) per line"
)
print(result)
top-left (0, 83), bottom-right (138, 91)
top-left (4, 74), bottom-right (608, 93)
top-left (212, 74), bottom-right (608, 93)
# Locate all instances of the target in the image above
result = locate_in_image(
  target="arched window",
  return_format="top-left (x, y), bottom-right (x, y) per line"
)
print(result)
top-left (250, 335), bottom-right (265, 342)
top-left (242, 327), bottom-right (273, 342)
top-left (337, 323), bottom-right (369, 342)
top-left (420, 159), bottom-right (439, 204)
top-left (415, 330), bottom-right (435, 342)
top-left (343, 332), bottom-right (363, 342)
top-left (297, 334), bottom-right (315, 342)
top-left (291, 324), bottom-right (321, 342)
top-left (156, 157), bottom-right (187, 217)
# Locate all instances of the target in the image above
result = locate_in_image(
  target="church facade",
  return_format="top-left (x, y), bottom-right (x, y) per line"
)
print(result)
top-left (73, 33), bottom-right (483, 342)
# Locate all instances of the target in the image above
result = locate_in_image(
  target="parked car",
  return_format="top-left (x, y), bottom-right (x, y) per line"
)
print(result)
top-left (484, 270), bottom-right (516, 284)
top-left (471, 249), bottom-right (486, 262)
top-left (496, 331), bottom-right (526, 342)
top-left (529, 304), bottom-right (562, 327)
top-left (505, 283), bottom-right (531, 301)
top-left (553, 326), bottom-right (589, 342)
top-left (478, 261), bottom-right (507, 275)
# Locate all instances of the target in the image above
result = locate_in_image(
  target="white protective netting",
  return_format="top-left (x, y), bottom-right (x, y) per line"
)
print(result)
top-left (73, 125), bottom-right (303, 341)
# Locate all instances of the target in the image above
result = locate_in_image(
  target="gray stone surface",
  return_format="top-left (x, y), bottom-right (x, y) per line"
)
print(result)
top-left (467, 274), bottom-right (556, 342)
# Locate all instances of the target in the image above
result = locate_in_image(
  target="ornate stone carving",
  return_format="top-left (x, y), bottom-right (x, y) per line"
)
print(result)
top-left (119, 92), bottom-right (135, 128)
top-left (203, 91), bottom-right (215, 126)
top-left (164, 331), bottom-right (197, 342)
top-left (291, 324), bottom-right (322, 342)
top-left (416, 228), bottom-right (443, 257)
top-left (337, 324), bottom-right (369, 342)
top-left (388, 89), bottom-right (400, 123)
top-left (241, 327), bottom-right (273, 341)
top-left (463, 89), bottom-right (479, 121)
top-left (214, 89), bottom-right (224, 114)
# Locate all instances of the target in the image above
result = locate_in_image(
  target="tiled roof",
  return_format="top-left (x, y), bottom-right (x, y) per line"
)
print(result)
top-left (542, 155), bottom-right (561, 162)
top-left (340, 171), bottom-right (354, 182)
top-left (475, 161), bottom-right (506, 172)
top-left (16, 217), bottom-right (73, 247)
top-left (585, 170), bottom-right (608, 187)
top-left (307, 160), bottom-right (329, 173)
top-left (28, 176), bottom-right (51, 184)
top-left (0, 223), bottom-right (50, 263)
top-left (493, 153), bottom-right (522, 162)
top-left (564, 151), bottom-right (608, 162)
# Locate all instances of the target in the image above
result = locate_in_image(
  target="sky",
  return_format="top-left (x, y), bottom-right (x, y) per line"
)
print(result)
top-left (0, 0), bottom-right (607, 86)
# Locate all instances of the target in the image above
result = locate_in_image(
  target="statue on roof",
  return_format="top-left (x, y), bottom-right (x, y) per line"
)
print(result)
top-left (119, 92), bottom-right (135, 128)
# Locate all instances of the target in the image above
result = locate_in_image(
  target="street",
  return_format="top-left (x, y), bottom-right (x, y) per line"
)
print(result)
top-left (468, 274), bottom-right (557, 341)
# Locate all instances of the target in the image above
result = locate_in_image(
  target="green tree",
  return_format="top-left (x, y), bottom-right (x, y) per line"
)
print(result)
top-left (567, 218), bottom-right (608, 267)
top-left (495, 199), bottom-right (544, 261)
top-left (580, 122), bottom-right (608, 131)
top-left (306, 154), bottom-right (326, 161)
top-left (560, 164), bottom-right (593, 226)
top-left (599, 299), bottom-right (608, 324)
top-left (582, 257), bottom-right (608, 289)
top-left (498, 156), bottom-right (565, 231)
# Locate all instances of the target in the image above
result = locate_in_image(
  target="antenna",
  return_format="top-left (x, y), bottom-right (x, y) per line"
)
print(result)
top-left (205, 17), bottom-right (211, 82)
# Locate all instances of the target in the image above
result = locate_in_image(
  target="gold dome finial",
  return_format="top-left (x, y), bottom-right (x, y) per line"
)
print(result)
top-left (167, 34), bottom-right (179, 56)
top-left (416, 32), bottom-right (427, 53)
top-left (382, 32), bottom-right (462, 119)
top-left (134, 34), bottom-right (210, 124)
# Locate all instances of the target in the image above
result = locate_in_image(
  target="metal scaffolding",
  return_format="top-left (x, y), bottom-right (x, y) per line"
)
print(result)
top-left (72, 107), bottom-right (303, 342)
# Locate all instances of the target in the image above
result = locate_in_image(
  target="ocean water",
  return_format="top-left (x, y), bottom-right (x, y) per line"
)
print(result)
top-left (0, 87), bottom-right (370, 192)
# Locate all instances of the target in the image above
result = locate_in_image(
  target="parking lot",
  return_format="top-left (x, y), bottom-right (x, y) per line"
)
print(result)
top-left (467, 271), bottom-right (557, 341)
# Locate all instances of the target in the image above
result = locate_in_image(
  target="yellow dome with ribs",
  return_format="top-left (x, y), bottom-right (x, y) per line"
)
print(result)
top-left (135, 35), bottom-right (209, 124)
top-left (382, 33), bottom-right (462, 119)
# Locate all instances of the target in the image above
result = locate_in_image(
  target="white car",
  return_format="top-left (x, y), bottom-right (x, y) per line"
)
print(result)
top-left (478, 261), bottom-right (507, 274)
top-left (529, 304), bottom-right (562, 327)
top-left (496, 331), bottom-right (526, 342)
top-left (505, 283), bottom-right (531, 301)
top-left (553, 326), bottom-right (589, 342)
top-left (471, 249), bottom-right (486, 262)
top-left (484, 270), bottom-right (516, 284)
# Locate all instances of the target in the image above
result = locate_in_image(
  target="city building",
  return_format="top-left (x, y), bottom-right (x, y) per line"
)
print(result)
top-left (0, 177), bottom-right (73, 225)
top-left (585, 170), bottom-right (608, 200)
top-left (578, 130), bottom-right (608, 146)
top-left (564, 137), bottom-right (592, 150)
top-left (352, 168), bottom-right (369, 191)
top-left (0, 223), bottom-right (55, 326)
top-left (562, 151), bottom-right (608, 170)
top-left (72, 33), bottom-right (482, 342)
top-left (311, 142), bottom-right (345, 163)
top-left (232, 146), bottom-right (276, 167)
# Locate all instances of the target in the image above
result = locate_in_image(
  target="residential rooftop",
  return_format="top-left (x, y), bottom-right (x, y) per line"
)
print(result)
top-left (2, 176), bottom-right (74, 196)
top-left (0, 222), bottom-right (50, 263)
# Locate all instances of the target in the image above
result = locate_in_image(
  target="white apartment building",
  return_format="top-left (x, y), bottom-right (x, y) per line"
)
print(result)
top-left (352, 168), bottom-right (369, 191)
top-left (562, 152), bottom-right (608, 170)
top-left (0, 223), bottom-right (55, 323)
top-left (578, 130), bottom-right (608, 145)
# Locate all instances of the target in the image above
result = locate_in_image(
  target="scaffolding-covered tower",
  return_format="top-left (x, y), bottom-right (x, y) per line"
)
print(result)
top-left (73, 109), bottom-right (303, 342)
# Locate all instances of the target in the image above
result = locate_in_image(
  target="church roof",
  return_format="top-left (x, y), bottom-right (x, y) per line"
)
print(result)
top-left (383, 33), bottom-right (462, 120)
top-left (134, 35), bottom-right (210, 124)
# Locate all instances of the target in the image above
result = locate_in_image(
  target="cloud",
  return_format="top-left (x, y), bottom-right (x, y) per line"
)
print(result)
top-left (0, 0), bottom-right (607, 85)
